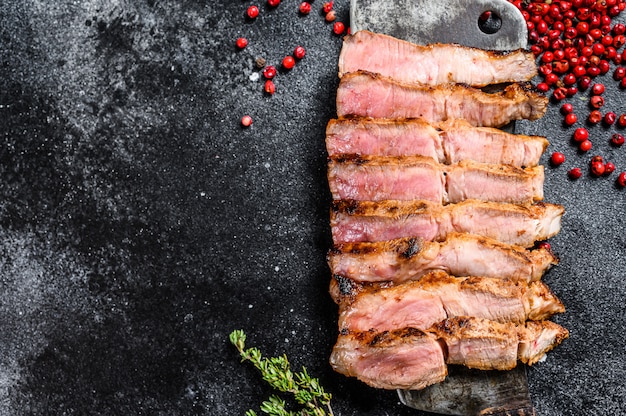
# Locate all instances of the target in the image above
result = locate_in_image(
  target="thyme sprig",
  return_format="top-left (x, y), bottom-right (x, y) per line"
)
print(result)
top-left (230, 329), bottom-right (334, 416)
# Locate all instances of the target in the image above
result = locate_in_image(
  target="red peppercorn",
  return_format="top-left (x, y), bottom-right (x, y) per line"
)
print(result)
top-left (267, 0), bottom-right (281, 7)
top-left (591, 160), bottom-right (606, 176)
top-left (572, 65), bottom-right (587, 78)
top-left (282, 55), bottom-right (295, 70)
top-left (241, 115), bottom-right (253, 127)
top-left (588, 110), bottom-right (603, 124)
top-left (579, 139), bottom-right (593, 152)
top-left (247, 5), bottom-right (260, 19)
top-left (323, 1), bottom-right (334, 13)
top-left (611, 133), bottom-right (625, 146)
top-left (537, 241), bottom-right (552, 251)
top-left (236, 37), bottom-right (248, 49)
top-left (604, 111), bottom-right (617, 125)
top-left (614, 67), bottom-right (626, 80)
top-left (604, 161), bottom-right (616, 175)
top-left (263, 65), bottom-right (277, 79)
top-left (590, 95), bottom-right (605, 108)
top-left (299, 2), bottom-right (311, 14)
top-left (325, 10), bottom-right (336, 22)
top-left (545, 72), bottom-right (559, 85)
top-left (587, 66), bottom-right (601, 77)
top-left (591, 83), bottom-right (605, 95)
top-left (574, 127), bottom-right (589, 142)
top-left (598, 59), bottom-right (611, 74)
top-left (561, 103), bottom-right (574, 114)
top-left (618, 114), bottom-right (626, 128)
top-left (553, 87), bottom-right (568, 100)
top-left (333, 21), bottom-right (345, 35)
top-left (542, 51), bottom-right (555, 63)
top-left (569, 167), bottom-right (583, 179)
top-left (617, 172), bottom-right (626, 187)
top-left (564, 112), bottom-right (578, 125)
top-left (563, 73), bottom-right (577, 86)
top-left (264, 79), bottom-right (276, 95)
top-left (537, 82), bottom-right (550, 92)
top-left (551, 152), bottom-right (566, 166)
top-left (579, 76), bottom-right (592, 90)
top-left (621, 77), bottom-right (626, 88)
top-left (591, 155), bottom-right (604, 165)
top-left (293, 46), bottom-right (306, 60)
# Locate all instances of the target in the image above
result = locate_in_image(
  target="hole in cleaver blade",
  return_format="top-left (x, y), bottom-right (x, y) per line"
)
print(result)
top-left (348, 0), bottom-right (533, 414)
top-left (350, 0), bottom-right (528, 51)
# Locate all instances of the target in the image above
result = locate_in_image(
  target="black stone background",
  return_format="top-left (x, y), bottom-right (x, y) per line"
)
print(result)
top-left (1, 1), bottom-right (625, 415)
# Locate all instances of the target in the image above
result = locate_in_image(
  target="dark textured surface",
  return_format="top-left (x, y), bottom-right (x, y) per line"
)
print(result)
top-left (1, 1), bottom-right (625, 415)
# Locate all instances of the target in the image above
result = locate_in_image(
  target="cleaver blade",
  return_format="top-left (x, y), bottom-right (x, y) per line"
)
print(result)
top-left (349, 0), bottom-right (535, 414)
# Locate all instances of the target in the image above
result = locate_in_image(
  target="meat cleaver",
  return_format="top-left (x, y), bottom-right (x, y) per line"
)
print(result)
top-left (349, 0), bottom-right (535, 415)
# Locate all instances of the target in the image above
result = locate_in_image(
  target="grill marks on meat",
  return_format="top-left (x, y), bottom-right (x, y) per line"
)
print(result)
top-left (328, 233), bottom-right (558, 284)
top-left (330, 199), bottom-right (564, 247)
top-left (328, 155), bottom-right (544, 204)
top-left (338, 31), bottom-right (538, 87)
top-left (333, 271), bottom-right (565, 333)
top-left (330, 317), bottom-right (569, 390)
top-left (336, 71), bottom-right (548, 127)
top-left (325, 118), bottom-right (548, 167)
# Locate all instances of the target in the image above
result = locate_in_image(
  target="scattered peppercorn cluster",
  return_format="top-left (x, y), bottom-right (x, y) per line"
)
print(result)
top-left (509, 0), bottom-right (626, 188)
top-left (237, 1), bottom-right (347, 127)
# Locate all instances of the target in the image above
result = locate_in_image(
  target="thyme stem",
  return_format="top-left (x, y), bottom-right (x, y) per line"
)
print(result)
top-left (230, 330), bottom-right (334, 416)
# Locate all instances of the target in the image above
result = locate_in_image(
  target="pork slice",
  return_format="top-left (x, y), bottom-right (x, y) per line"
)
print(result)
top-left (330, 318), bottom-right (569, 388)
top-left (325, 117), bottom-right (444, 161)
top-left (338, 30), bottom-right (538, 87)
top-left (518, 320), bottom-right (570, 365)
top-left (330, 199), bottom-right (564, 247)
top-left (329, 274), bottom-right (565, 321)
top-left (439, 119), bottom-right (548, 167)
top-left (329, 327), bottom-right (448, 390)
top-left (445, 160), bottom-right (544, 205)
top-left (429, 317), bottom-right (521, 370)
top-left (524, 281), bottom-right (567, 321)
top-left (328, 155), bottom-right (445, 203)
top-left (337, 271), bottom-right (529, 333)
top-left (446, 200), bottom-right (564, 248)
top-left (328, 156), bottom-right (544, 204)
top-left (336, 71), bottom-right (548, 127)
top-left (328, 233), bottom-right (557, 284)
top-left (325, 117), bottom-right (548, 168)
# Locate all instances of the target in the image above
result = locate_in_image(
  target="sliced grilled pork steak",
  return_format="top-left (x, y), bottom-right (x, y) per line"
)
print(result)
top-left (430, 317), bottom-right (569, 370)
top-left (325, 118), bottom-right (444, 161)
top-left (325, 117), bottom-right (548, 167)
top-left (518, 320), bottom-right (570, 365)
top-left (330, 199), bottom-right (564, 247)
top-left (446, 160), bottom-right (544, 205)
top-left (330, 317), bottom-right (568, 389)
top-left (336, 71), bottom-right (548, 127)
top-left (329, 327), bottom-right (448, 390)
top-left (328, 233), bottom-right (557, 284)
top-left (330, 275), bottom-right (564, 324)
top-left (334, 271), bottom-right (564, 333)
top-left (328, 156), bottom-right (544, 204)
top-left (439, 119), bottom-right (548, 167)
top-left (338, 30), bottom-right (538, 87)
